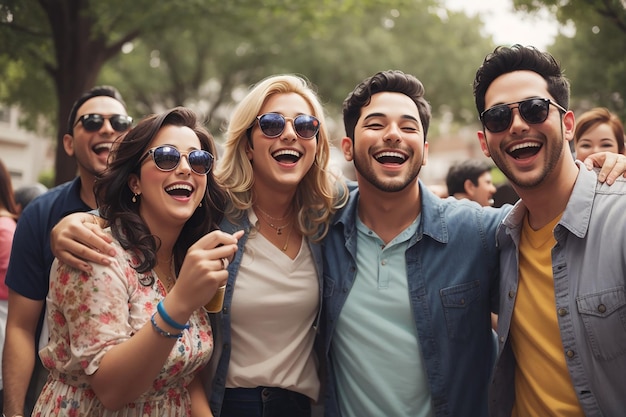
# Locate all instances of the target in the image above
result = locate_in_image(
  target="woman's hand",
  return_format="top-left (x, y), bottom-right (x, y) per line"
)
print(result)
top-left (51, 212), bottom-right (114, 272)
top-left (584, 151), bottom-right (626, 185)
top-left (164, 230), bottom-right (243, 319)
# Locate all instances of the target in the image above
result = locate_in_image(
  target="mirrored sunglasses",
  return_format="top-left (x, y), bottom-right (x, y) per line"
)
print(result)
top-left (480, 98), bottom-right (567, 133)
top-left (255, 113), bottom-right (320, 139)
top-left (74, 113), bottom-right (133, 133)
top-left (139, 145), bottom-right (214, 175)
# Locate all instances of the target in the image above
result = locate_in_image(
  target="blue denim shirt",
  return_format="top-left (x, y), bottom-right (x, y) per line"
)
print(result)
top-left (321, 181), bottom-right (508, 417)
top-left (490, 164), bottom-right (626, 417)
top-left (204, 214), bottom-right (325, 417)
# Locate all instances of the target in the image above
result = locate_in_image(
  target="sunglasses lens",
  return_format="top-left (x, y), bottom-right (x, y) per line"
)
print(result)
top-left (110, 115), bottom-right (133, 132)
top-left (482, 99), bottom-right (553, 133)
top-left (82, 115), bottom-right (104, 132)
top-left (482, 106), bottom-right (512, 133)
top-left (258, 113), bottom-right (286, 137)
top-left (188, 150), bottom-right (214, 175)
top-left (153, 146), bottom-right (180, 171)
top-left (519, 99), bottom-right (550, 124)
top-left (294, 115), bottom-right (320, 139)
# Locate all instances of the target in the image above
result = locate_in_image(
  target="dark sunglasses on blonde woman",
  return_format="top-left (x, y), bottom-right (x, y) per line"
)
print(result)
top-left (254, 113), bottom-right (320, 139)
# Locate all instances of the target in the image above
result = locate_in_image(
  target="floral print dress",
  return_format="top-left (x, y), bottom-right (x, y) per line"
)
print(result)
top-left (32, 231), bottom-right (213, 417)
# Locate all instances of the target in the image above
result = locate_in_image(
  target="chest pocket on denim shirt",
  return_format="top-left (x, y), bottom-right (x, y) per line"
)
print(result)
top-left (577, 286), bottom-right (626, 361)
top-left (440, 280), bottom-right (481, 341)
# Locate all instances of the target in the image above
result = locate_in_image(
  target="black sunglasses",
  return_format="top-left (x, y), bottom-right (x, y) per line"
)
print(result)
top-left (480, 98), bottom-right (567, 133)
top-left (254, 113), bottom-right (320, 139)
top-left (74, 114), bottom-right (133, 133)
top-left (139, 145), bottom-right (214, 175)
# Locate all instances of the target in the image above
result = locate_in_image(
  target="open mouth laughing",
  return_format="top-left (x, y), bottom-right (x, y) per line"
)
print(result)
top-left (507, 142), bottom-right (542, 159)
top-left (272, 149), bottom-right (302, 164)
top-left (374, 150), bottom-right (407, 165)
top-left (165, 183), bottom-right (193, 198)
top-left (92, 142), bottom-right (113, 156)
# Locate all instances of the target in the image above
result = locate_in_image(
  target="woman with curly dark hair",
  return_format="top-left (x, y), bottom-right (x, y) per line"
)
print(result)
top-left (33, 107), bottom-right (241, 417)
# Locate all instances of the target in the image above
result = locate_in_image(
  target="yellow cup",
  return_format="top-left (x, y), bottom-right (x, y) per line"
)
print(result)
top-left (204, 285), bottom-right (226, 313)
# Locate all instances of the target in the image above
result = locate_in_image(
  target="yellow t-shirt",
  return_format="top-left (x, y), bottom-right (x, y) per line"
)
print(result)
top-left (510, 213), bottom-right (584, 417)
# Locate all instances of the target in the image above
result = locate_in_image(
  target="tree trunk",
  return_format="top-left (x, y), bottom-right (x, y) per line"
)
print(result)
top-left (40, 0), bottom-right (135, 185)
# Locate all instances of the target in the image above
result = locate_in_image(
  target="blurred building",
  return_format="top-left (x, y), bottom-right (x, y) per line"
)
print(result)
top-left (0, 105), bottom-right (54, 188)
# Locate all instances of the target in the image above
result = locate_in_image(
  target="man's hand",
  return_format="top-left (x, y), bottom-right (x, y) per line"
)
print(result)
top-left (50, 212), bottom-right (114, 272)
top-left (584, 152), bottom-right (626, 185)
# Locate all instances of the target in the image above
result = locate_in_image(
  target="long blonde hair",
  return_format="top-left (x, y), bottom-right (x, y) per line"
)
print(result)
top-left (216, 74), bottom-right (346, 241)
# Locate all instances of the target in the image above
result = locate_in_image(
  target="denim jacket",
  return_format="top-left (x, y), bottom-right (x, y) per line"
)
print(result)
top-left (204, 214), bottom-right (325, 417)
top-left (489, 164), bottom-right (626, 417)
top-left (321, 182), bottom-right (508, 417)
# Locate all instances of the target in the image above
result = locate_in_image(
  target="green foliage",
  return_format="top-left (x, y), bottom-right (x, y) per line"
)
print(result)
top-left (99, 0), bottom-right (495, 146)
top-left (1, 0), bottom-right (540, 183)
top-left (513, 0), bottom-right (626, 120)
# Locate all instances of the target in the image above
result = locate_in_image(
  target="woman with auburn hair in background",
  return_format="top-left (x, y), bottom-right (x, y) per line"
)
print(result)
top-left (574, 107), bottom-right (625, 161)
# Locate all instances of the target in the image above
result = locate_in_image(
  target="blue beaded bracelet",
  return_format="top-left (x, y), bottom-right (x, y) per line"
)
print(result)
top-left (156, 300), bottom-right (190, 330)
top-left (151, 313), bottom-right (183, 339)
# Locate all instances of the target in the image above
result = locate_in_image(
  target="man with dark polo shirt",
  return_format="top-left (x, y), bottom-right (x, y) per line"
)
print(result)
top-left (2, 86), bottom-right (131, 417)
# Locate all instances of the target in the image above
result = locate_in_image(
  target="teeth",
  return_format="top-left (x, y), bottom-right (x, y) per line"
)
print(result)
top-left (165, 184), bottom-right (193, 192)
top-left (508, 142), bottom-right (540, 152)
top-left (374, 151), bottom-right (406, 160)
top-left (272, 149), bottom-right (301, 158)
top-left (93, 143), bottom-right (113, 151)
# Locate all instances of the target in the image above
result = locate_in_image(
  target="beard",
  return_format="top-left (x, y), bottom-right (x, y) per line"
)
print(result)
top-left (488, 136), bottom-right (563, 190)
top-left (352, 151), bottom-right (423, 193)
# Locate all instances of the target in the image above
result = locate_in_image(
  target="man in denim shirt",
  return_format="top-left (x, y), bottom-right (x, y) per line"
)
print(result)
top-left (321, 70), bottom-right (509, 417)
top-left (474, 45), bottom-right (626, 416)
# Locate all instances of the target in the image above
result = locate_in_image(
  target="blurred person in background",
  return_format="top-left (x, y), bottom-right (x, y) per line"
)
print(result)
top-left (0, 158), bottom-right (19, 413)
top-left (13, 183), bottom-right (48, 217)
top-left (446, 159), bottom-right (497, 207)
top-left (574, 107), bottom-right (625, 161)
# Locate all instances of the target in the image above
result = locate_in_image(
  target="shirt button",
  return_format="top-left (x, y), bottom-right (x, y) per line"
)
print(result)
top-left (557, 308), bottom-right (568, 316)
top-left (508, 291), bottom-right (515, 299)
top-left (499, 336), bottom-right (505, 343)
top-left (566, 350), bottom-right (575, 358)
top-left (598, 304), bottom-right (607, 313)
top-left (381, 259), bottom-right (387, 265)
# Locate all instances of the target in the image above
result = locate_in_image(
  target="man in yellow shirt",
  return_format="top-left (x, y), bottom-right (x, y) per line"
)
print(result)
top-left (473, 44), bottom-right (626, 416)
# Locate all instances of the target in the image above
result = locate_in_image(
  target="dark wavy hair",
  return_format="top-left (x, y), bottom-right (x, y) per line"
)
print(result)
top-left (473, 44), bottom-right (570, 115)
top-left (343, 70), bottom-right (432, 142)
top-left (94, 107), bottom-right (227, 280)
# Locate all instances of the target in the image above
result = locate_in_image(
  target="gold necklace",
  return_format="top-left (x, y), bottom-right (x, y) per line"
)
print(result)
top-left (255, 205), bottom-right (290, 221)
top-left (154, 256), bottom-right (175, 291)
top-left (255, 207), bottom-right (291, 235)
top-left (281, 224), bottom-right (294, 252)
